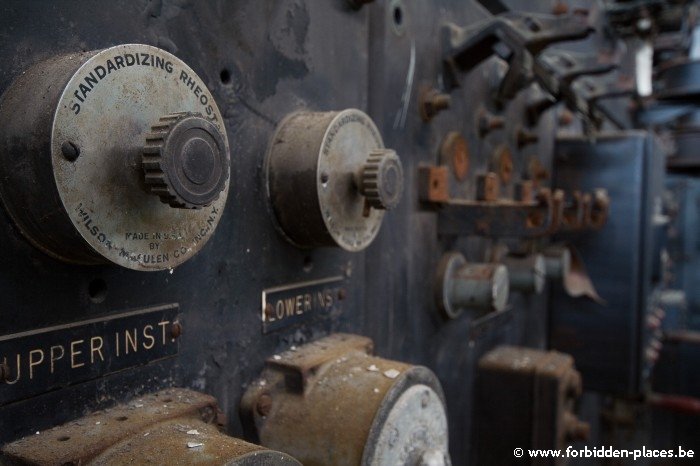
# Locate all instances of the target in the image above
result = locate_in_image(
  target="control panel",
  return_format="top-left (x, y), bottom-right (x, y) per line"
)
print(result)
top-left (1, 0), bottom-right (698, 464)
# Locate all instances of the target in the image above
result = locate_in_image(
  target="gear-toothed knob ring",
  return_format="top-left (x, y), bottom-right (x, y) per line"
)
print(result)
top-left (360, 148), bottom-right (403, 210)
top-left (142, 112), bottom-right (229, 209)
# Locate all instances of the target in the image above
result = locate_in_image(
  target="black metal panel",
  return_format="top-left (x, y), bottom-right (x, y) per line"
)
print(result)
top-left (551, 132), bottom-right (664, 394)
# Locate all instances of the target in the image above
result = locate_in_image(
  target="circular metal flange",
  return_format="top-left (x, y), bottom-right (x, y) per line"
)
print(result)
top-left (435, 252), bottom-right (467, 319)
top-left (267, 109), bottom-right (395, 251)
top-left (0, 44), bottom-right (230, 270)
top-left (361, 365), bottom-right (450, 466)
top-left (364, 374), bottom-right (451, 466)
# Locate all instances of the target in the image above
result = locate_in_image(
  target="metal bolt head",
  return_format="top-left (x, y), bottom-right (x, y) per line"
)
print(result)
top-left (495, 146), bottom-right (513, 185)
top-left (170, 321), bottom-right (183, 339)
top-left (517, 128), bottom-right (539, 148)
top-left (476, 173), bottom-right (499, 201)
top-left (440, 132), bottom-right (469, 182)
top-left (552, 0), bottom-right (569, 15)
top-left (478, 110), bottom-right (505, 136)
top-left (337, 288), bottom-right (347, 301)
top-left (514, 181), bottom-right (534, 203)
top-left (558, 109), bottom-right (574, 126)
top-left (420, 88), bottom-right (451, 121)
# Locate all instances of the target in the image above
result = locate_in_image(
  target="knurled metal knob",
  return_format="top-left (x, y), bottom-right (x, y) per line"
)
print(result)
top-left (143, 112), bottom-right (229, 209)
top-left (360, 148), bottom-right (404, 210)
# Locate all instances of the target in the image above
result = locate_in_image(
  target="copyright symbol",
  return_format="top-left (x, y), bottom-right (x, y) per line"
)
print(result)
top-left (514, 448), bottom-right (524, 458)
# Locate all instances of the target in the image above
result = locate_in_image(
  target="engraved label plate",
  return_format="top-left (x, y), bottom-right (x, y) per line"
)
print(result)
top-left (262, 277), bottom-right (345, 334)
top-left (0, 304), bottom-right (179, 405)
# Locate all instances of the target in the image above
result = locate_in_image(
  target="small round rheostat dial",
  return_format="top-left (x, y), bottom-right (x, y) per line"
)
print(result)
top-left (0, 44), bottom-right (230, 271)
top-left (143, 113), bottom-right (229, 209)
top-left (266, 109), bottom-right (403, 251)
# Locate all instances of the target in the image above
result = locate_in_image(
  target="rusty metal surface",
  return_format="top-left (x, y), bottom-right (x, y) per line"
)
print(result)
top-left (2, 388), bottom-right (300, 466)
top-left (0, 0), bottom-right (684, 463)
top-left (2, 388), bottom-right (218, 465)
top-left (434, 188), bottom-right (565, 237)
top-left (474, 346), bottom-right (588, 465)
top-left (439, 132), bottom-right (469, 182)
top-left (241, 333), bottom-right (449, 466)
top-left (92, 418), bottom-right (300, 466)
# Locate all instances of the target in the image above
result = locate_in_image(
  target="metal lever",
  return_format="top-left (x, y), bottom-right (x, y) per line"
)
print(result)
top-left (442, 13), bottom-right (593, 99)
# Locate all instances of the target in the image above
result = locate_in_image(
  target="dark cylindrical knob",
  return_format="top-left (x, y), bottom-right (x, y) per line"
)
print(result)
top-left (360, 149), bottom-right (404, 210)
top-left (143, 112), bottom-right (229, 209)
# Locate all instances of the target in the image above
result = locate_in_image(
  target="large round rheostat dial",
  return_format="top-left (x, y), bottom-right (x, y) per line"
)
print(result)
top-left (266, 109), bottom-right (404, 251)
top-left (0, 44), bottom-right (230, 271)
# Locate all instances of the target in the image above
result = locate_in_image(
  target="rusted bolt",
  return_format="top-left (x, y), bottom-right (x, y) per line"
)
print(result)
top-left (337, 288), bottom-right (347, 301)
top-left (478, 110), bottom-right (505, 137)
top-left (517, 128), bottom-right (539, 148)
top-left (528, 158), bottom-right (550, 187)
top-left (0, 362), bottom-right (9, 383)
top-left (476, 173), bottom-right (499, 202)
top-left (418, 166), bottom-right (449, 203)
top-left (514, 181), bottom-right (534, 203)
top-left (558, 109), bottom-right (574, 126)
top-left (495, 146), bottom-right (514, 185)
top-left (170, 321), bottom-right (183, 339)
top-left (552, 0), bottom-right (569, 15)
top-left (347, 0), bottom-right (374, 8)
top-left (440, 132), bottom-right (469, 181)
top-left (256, 393), bottom-right (273, 417)
top-left (61, 141), bottom-right (80, 162)
top-left (420, 88), bottom-right (451, 121)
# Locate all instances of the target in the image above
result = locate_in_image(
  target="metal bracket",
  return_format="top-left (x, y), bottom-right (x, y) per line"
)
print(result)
top-left (442, 13), bottom-right (593, 101)
top-left (419, 167), bottom-right (608, 237)
top-left (419, 167), bottom-right (565, 237)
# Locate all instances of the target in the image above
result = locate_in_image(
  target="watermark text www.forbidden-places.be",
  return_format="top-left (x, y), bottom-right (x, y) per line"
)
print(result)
top-left (514, 446), bottom-right (695, 460)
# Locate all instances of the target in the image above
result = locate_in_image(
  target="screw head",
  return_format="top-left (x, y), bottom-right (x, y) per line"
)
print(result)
top-left (170, 321), bottom-right (183, 339)
top-left (61, 141), bottom-right (80, 162)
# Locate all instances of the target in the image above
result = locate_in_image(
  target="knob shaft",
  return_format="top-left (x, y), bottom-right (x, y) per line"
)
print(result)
top-left (143, 112), bottom-right (229, 209)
